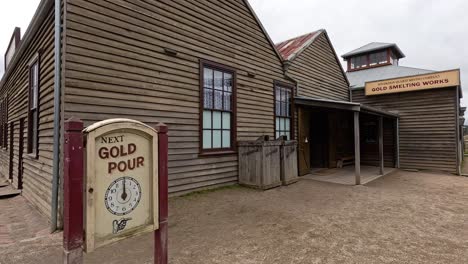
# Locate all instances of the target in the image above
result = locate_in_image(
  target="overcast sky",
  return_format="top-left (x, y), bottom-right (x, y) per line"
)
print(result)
top-left (1, 0), bottom-right (467, 110)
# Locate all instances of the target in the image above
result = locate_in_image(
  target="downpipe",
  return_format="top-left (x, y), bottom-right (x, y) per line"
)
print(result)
top-left (51, 0), bottom-right (62, 232)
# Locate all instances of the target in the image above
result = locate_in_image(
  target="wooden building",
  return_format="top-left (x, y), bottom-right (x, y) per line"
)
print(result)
top-left (276, 31), bottom-right (399, 179)
top-left (0, 0), bottom-right (293, 228)
top-left (1, 0), bottom-right (463, 232)
top-left (343, 43), bottom-right (463, 174)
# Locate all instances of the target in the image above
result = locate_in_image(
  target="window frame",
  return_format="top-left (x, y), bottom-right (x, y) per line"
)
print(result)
top-left (348, 49), bottom-right (391, 71)
top-left (274, 81), bottom-right (295, 140)
top-left (27, 54), bottom-right (40, 158)
top-left (199, 60), bottom-right (237, 155)
top-left (363, 121), bottom-right (378, 144)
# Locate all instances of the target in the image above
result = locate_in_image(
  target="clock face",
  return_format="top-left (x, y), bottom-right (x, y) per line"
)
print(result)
top-left (105, 176), bottom-right (142, 216)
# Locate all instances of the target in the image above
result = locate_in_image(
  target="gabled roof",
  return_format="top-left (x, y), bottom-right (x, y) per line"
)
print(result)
top-left (347, 65), bottom-right (434, 88)
top-left (243, 0), bottom-right (286, 65)
top-left (276, 30), bottom-right (350, 87)
top-left (275, 30), bottom-right (323, 62)
top-left (342, 42), bottom-right (405, 59)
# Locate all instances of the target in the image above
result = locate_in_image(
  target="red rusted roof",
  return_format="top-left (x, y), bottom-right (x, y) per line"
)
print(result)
top-left (275, 30), bottom-right (322, 61)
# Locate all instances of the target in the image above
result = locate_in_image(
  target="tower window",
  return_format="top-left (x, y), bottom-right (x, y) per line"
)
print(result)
top-left (369, 51), bottom-right (388, 66)
top-left (350, 55), bottom-right (367, 70)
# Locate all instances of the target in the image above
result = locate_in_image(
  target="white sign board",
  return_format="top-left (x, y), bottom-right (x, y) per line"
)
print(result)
top-left (84, 119), bottom-right (158, 252)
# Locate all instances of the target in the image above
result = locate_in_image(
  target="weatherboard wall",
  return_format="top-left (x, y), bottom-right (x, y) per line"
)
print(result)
top-left (286, 32), bottom-right (349, 101)
top-left (0, 6), bottom-right (56, 218)
top-left (352, 87), bottom-right (458, 172)
top-left (63, 0), bottom-right (291, 195)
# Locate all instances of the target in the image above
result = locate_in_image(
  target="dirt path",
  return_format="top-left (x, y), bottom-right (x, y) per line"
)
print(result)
top-left (1, 170), bottom-right (468, 263)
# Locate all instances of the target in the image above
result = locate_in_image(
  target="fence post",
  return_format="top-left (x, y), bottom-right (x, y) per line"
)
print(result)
top-left (63, 118), bottom-right (84, 264)
top-left (154, 123), bottom-right (168, 264)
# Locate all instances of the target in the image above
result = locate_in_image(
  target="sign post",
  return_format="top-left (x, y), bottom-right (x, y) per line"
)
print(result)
top-left (63, 118), bottom-right (84, 264)
top-left (154, 123), bottom-right (168, 264)
top-left (62, 118), bottom-right (168, 264)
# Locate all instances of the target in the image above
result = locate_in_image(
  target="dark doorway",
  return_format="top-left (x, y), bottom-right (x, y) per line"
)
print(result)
top-left (9, 122), bottom-right (13, 182)
top-left (310, 111), bottom-right (329, 168)
top-left (17, 118), bottom-right (24, 189)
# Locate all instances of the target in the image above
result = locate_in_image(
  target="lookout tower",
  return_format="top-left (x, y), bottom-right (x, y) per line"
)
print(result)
top-left (342, 42), bottom-right (405, 72)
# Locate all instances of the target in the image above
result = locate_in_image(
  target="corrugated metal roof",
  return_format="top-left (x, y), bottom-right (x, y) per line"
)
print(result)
top-left (347, 65), bottom-right (434, 88)
top-left (342, 42), bottom-right (405, 59)
top-left (275, 30), bottom-right (323, 61)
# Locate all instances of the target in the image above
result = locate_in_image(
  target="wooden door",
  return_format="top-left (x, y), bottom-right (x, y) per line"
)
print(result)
top-left (17, 118), bottom-right (24, 189)
top-left (8, 122), bottom-right (14, 182)
top-left (298, 108), bottom-right (311, 175)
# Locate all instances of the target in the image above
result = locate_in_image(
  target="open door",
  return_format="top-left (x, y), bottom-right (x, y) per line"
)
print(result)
top-left (298, 108), bottom-right (311, 175)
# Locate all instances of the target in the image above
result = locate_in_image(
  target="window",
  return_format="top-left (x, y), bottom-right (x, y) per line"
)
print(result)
top-left (201, 62), bottom-right (235, 152)
top-left (350, 55), bottom-right (367, 70)
top-left (350, 50), bottom-right (390, 70)
top-left (363, 121), bottom-right (377, 144)
top-left (369, 51), bottom-right (388, 66)
top-left (28, 60), bottom-right (39, 156)
top-left (275, 84), bottom-right (293, 140)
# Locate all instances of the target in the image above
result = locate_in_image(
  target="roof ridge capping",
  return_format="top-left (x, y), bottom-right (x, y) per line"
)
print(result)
top-left (275, 29), bottom-right (324, 46)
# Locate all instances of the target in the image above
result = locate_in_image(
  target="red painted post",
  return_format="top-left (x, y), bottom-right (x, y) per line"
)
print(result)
top-left (63, 118), bottom-right (84, 264)
top-left (154, 123), bottom-right (168, 264)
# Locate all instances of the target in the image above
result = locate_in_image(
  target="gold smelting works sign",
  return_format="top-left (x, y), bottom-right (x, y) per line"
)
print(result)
top-left (365, 69), bottom-right (460, 96)
top-left (84, 119), bottom-right (159, 252)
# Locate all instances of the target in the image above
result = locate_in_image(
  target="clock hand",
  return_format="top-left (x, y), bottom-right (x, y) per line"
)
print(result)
top-left (121, 178), bottom-right (128, 201)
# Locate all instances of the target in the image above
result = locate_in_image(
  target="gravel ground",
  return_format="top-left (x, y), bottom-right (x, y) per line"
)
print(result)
top-left (1, 170), bottom-right (468, 264)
